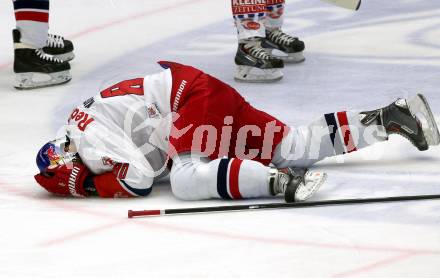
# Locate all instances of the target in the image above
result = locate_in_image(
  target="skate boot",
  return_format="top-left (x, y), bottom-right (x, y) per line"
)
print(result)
top-left (262, 29), bottom-right (305, 63)
top-left (269, 168), bottom-right (327, 203)
top-left (43, 33), bottom-right (75, 62)
top-left (360, 94), bottom-right (440, 151)
top-left (13, 29), bottom-right (71, 90)
top-left (234, 38), bottom-right (284, 83)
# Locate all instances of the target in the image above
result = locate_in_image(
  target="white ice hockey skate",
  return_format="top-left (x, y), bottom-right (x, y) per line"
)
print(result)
top-left (293, 170), bottom-right (327, 202)
top-left (270, 168), bottom-right (327, 203)
top-left (407, 93), bottom-right (440, 146)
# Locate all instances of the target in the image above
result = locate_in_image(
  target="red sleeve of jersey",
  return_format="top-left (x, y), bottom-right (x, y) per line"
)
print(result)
top-left (92, 172), bottom-right (132, 198)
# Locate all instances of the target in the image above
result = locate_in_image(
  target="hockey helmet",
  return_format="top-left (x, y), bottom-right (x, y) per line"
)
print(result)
top-left (36, 136), bottom-right (79, 172)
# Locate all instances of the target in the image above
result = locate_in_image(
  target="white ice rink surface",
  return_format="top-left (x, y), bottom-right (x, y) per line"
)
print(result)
top-left (1, 0), bottom-right (440, 277)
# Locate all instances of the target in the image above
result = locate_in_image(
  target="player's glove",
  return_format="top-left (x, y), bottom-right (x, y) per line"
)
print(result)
top-left (34, 163), bottom-right (90, 197)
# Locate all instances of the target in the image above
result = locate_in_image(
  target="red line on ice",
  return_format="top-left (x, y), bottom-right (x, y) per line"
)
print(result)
top-left (332, 251), bottom-right (420, 278)
top-left (1, 181), bottom-right (439, 278)
top-left (2, 181), bottom-right (439, 255)
top-left (38, 220), bottom-right (127, 247)
top-left (132, 220), bottom-right (440, 255)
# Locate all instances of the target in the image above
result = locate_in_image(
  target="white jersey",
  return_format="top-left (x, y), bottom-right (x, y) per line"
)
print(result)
top-left (65, 69), bottom-right (173, 195)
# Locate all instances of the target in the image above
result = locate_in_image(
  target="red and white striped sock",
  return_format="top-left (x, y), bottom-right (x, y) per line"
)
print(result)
top-left (13, 0), bottom-right (49, 48)
top-left (216, 158), bottom-right (271, 199)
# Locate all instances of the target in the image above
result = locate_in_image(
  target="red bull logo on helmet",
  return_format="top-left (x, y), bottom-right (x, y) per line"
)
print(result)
top-left (46, 145), bottom-right (62, 166)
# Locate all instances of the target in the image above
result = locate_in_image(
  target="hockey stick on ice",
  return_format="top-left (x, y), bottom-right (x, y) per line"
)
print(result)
top-left (128, 193), bottom-right (440, 218)
top-left (320, 0), bottom-right (361, 11)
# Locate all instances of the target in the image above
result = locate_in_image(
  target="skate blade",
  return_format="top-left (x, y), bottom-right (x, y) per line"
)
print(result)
top-left (408, 94), bottom-right (440, 146)
top-left (14, 70), bottom-right (72, 90)
top-left (268, 49), bottom-right (305, 64)
top-left (234, 66), bottom-right (283, 83)
top-left (54, 52), bottom-right (75, 62)
top-left (283, 52), bottom-right (305, 63)
top-left (295, 171), bottom-right (327, 202)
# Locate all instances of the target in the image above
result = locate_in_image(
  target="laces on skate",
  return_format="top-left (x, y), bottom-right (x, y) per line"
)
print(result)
top-left (46, 34), bottom-right (65, 48)
top-left (267, 29), bottom-right (296, 46)
top-left (35, 49), bottom-right (63, 63)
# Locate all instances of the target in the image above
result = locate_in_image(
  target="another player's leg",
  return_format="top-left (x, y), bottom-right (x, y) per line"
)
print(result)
top-left (231, 0), bottom-right (284, 82)
top-left (13, 0), bottom-right (71, 89)
top-left (262, 0), bottom-right (305, 63)
top-left (13, 0), bottom-right (74, 61)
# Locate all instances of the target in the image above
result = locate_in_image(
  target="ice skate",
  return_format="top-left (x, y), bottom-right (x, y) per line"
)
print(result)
top-left (43, 33), bottom-right (75, 62)
top-left (360, 94), bottom-right (440, 151)
top-left (13, 29), bottom-right (71, 90)
top-left (234, 38), bottom-right (284, 83)
top-left (269, 168), bottom-right (327, 203)
top-left (262, 29), bottom-right (305, 63)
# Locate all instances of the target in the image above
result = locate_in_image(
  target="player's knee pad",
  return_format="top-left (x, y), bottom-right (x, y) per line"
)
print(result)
top-left (170, 157), bottom-right (219, 201)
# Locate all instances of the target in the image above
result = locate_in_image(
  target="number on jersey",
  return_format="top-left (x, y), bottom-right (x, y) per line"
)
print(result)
top-left (100, 78), bottom-right (144, 98)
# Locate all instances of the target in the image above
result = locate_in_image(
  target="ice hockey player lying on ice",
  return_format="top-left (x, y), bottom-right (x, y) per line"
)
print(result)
top-left (34, 61), bottom-right (440, 202)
